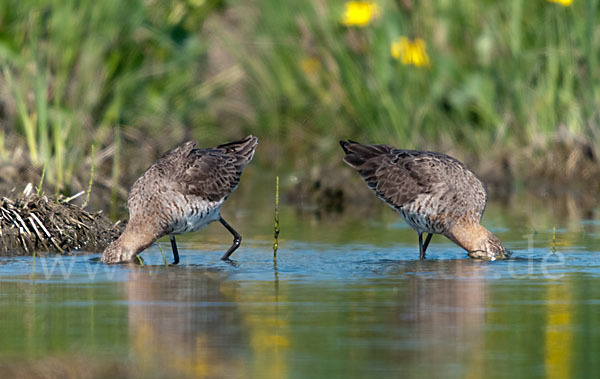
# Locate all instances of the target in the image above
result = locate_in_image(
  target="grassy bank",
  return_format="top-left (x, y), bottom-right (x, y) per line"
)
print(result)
top-left (229, 0), bottom-right (599, 182)
top-left (0, 0), bottom-right (598, 207)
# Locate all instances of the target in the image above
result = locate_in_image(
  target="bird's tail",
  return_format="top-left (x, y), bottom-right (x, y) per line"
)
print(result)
top-left (218, 135), bottom-right (259, 166)
top-left (339, 140), bottom-right (391, 168)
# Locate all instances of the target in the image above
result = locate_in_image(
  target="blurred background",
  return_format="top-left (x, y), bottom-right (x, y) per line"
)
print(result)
top-left (2, 3), bottom-right (600, 378)
top-left (0, 0), bottom-right (598, 215)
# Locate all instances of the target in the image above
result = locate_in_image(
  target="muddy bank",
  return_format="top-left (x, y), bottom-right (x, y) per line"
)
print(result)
top-left (0, 135), bottom-right (597, 226)
top-left (0, 354), bottom-right (131, 379)
top-left (0, 188), bottom-right (124, 256)
top-left (287, 138), bottom-right (600, 215)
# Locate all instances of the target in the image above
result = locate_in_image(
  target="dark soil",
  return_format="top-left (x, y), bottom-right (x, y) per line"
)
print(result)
top-left (0, 189), bottom-right (124, 256)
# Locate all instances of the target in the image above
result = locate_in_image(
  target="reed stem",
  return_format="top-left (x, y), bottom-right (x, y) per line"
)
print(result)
top-left (110, 129), bottom-right (121, 220)
top-left (36, 162), bottom-right (47, 195)
top-left (83, 144), bottom-right (95, 208)
top-left (552, 226), bottom-right (557, 254)
top-left (273, 176), bottom-right (280, 261)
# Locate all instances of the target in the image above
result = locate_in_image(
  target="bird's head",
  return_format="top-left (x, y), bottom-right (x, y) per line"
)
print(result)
top-left (467, 232), bottom-right (509, 260)
top-left (101, 238), bottom-right (139, 264)
top-left (448, 221), bottom-right (509, 261)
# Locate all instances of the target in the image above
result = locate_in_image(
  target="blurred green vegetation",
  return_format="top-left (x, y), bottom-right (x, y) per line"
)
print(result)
top-left (0, 0), bottom-right (598, 196)
top-left (233, 0), bottom-right (598, 164)
top-left (0, 0), bottom-right (225, 193)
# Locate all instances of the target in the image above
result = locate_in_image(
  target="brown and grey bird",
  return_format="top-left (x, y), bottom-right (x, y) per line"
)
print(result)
top-left (102, 136), bottom-right (258, 264)
top-left (340, 140), bottom-right (507, 260)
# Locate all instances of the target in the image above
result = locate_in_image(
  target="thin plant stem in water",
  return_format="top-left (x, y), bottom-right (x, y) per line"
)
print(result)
top-left (83, 144), bottom-right (95, 208)
top-left (136, 255), bottom-right (144, 267)
top-left (552, 226), bottom-right (557, 254)
top-left (273, 176), bottom-right (280, 261)
top-left (158, 243), bottom-right (168, 266)
top-left (136, 255), bottom-right (154, 276)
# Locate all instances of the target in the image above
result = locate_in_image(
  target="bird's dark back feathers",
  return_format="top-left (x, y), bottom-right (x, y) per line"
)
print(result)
top-left (339, 140), bottom-right (486, 212)
top-left (130, 136), bottom-right (258, 204)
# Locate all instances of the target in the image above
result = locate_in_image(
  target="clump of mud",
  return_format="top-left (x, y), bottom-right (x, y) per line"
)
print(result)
top-left (0, 187), bottom-right (124, 256)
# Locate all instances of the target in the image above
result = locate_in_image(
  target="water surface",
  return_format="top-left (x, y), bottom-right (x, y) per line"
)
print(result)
top-left (1, 199), bottom-right (599, 378)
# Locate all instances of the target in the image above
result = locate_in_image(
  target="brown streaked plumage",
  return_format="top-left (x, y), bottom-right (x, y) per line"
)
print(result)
top-left (102, 136), bottom-right (258, 264)
top-left (340, 140), bottom-right (507, 260)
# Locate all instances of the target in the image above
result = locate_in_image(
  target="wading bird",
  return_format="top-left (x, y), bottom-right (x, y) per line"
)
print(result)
top-left (102, 136), bottom-right (258, 264)
top-left (340, 140), bottom-right (506, 260)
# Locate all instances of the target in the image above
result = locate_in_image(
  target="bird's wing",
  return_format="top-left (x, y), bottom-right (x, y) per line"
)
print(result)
top-left (176, 148), bottom-right (245, 202)
top-left (355, 149), bottom-right (454, 207)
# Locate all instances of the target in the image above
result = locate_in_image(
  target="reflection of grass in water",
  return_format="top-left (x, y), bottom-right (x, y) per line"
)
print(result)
top-left (31, 251), bottom-right (36, 283)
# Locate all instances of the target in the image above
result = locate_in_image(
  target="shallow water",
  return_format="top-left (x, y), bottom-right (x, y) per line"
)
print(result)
top-left (1, 198), bottom-right (600, 378)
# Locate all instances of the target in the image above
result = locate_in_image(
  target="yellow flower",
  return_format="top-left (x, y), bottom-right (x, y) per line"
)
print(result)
top-left (341, 1), bottom-right (380, 27)
top-left (547, 0), bottom-right (573, 6)
top-left (301, 57), bottom-right (321, 76)
top-left (391, 37), bottom-right (430, 67)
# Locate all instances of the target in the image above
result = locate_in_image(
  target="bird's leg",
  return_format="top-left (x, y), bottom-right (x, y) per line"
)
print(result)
top-left (423, 233), bottom-right (433, 255)
top-left (419, 233), bottom-right (426, 260)
top-left (170, 235), bottom-right (180, 265)
top-left (219, 217), bottom-right (242, 260)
